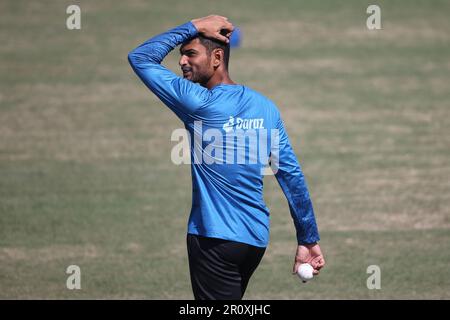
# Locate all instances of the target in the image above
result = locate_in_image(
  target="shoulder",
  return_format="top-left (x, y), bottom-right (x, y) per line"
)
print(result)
top-left (242, 85), bottom-right (281, 114)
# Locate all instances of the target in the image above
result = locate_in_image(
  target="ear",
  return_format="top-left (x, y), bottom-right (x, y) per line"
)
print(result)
top-left (212, 48), bottom-right (224, 69)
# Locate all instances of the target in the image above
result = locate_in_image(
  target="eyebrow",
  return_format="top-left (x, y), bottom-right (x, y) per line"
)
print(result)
top-left (180, 48), bottom-right (198, 55)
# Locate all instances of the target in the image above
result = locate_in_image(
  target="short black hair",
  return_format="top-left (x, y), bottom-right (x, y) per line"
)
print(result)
top-left (182, 34), bottom-right (231, 70)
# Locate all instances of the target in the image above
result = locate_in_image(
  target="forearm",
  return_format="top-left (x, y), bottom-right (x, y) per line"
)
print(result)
top-left (276, 165), bottom-right (320, 245)
top-left (128, 21), bottom-right (198, 67)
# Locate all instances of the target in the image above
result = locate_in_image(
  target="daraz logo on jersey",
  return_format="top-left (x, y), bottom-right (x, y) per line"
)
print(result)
top-left (222, 116), bottom-right (264, 133)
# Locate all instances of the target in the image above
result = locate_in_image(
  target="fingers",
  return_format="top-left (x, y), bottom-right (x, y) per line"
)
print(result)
top-left (311, 256), bottom-right (325, 275)
top-left (219, 20), bottom-right (234, 43)
top-left (206, 14), bottom-right (233, 30)
top-left (292, 262), bottom-right (300, 274)
top-left (311, 255), bottom-right (325, 268)
top-left (223, 20), bottom-right (235, 32)
top-left (204, 15), bottom-right (234, 43)
top-left (216, 32), bottom-right (230, 44)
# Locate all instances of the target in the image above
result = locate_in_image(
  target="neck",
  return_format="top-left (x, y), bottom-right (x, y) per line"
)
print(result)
top-left (203, 70), bottom-right (235, 90)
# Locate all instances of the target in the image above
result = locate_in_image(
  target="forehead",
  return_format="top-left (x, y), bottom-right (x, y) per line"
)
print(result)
top-left (180, 38), bottom-right (207, 53)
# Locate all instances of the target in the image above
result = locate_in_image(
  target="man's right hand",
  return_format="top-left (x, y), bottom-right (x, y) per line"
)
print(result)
top-left (191, 15), bottom-right (234, 44)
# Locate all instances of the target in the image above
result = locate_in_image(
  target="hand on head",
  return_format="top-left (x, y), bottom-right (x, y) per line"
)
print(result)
top-left (192, 15), bottom-right (234, 44)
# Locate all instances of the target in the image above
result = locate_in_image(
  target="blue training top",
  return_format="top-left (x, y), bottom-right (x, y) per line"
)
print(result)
top-left (128, 21), bottom-right (320, 247)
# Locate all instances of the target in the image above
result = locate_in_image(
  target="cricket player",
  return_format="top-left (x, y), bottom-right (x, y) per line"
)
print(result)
top-left (128, 15), bottom-right (325, 300)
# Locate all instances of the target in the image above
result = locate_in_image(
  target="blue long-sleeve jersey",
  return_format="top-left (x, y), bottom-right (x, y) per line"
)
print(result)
top-left (128, 21), bottom-right (320, 247)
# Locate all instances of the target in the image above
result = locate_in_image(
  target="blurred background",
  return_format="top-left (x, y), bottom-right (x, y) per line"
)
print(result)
top-left (1, 0), bottom-right (449, 299)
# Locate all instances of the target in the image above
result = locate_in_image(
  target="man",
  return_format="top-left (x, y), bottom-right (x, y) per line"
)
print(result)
top-left (128, 15), bottom-right (325, 300)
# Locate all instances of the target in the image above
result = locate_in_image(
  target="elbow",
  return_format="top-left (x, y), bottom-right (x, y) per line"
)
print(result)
top-left (128, 50), bottom-right (156, 68)
top-left (128, 50), bottom-right (138, 67)
top-left (128, 47), bottom-right (148, 67)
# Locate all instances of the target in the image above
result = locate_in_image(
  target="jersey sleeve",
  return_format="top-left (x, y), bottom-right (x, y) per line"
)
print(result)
top-left (273, 117), bottom-right (320, 245)
top-left (128, 22), bottom-right (209, 122)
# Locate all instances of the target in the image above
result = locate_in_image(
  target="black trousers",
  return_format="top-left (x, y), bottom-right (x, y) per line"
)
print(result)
top-left (187, 234), bottom-right (266, 300)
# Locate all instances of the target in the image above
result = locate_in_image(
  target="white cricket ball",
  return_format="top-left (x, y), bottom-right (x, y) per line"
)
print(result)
top-left (297, 263), bottom-right (314, 282)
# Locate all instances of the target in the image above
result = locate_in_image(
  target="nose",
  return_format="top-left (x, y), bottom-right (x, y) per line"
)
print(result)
top-left (179, 55), bottom-right (188, 67)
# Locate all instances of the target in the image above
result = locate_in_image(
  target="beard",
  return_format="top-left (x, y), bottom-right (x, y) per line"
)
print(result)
top-left (182, 58), bottom-right (213, 86)
top-left (183, 69), bottom-right (212, 87)
top-left (191, 72), bottom-right (212, 85)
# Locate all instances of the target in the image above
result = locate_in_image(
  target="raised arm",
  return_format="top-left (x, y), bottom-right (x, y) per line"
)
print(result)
top-left (128, 22), bottom-right (206, 121)
top-left (128, 16), bottom-right (234, 122)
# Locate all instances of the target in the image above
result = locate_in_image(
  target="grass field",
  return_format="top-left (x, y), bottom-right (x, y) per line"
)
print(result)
top-left (1, 0), bottom-right (449, 299)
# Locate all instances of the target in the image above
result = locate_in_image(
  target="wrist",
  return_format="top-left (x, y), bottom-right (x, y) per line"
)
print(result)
top-left (191, 18), bottom-right (202, 33)
top-left (299, 242), bottom-right (317, 248)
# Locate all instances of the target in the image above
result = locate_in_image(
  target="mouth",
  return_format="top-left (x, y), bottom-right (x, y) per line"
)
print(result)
top-left (181, 67), bottom-right (192, 77)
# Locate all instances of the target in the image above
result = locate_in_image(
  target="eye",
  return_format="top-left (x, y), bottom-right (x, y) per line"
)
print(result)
top-left (182, 50), bottom-right (197, 57)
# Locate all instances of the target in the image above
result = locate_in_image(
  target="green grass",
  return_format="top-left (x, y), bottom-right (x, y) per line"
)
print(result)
top-left (1, 0), bottom-right (449, 299)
